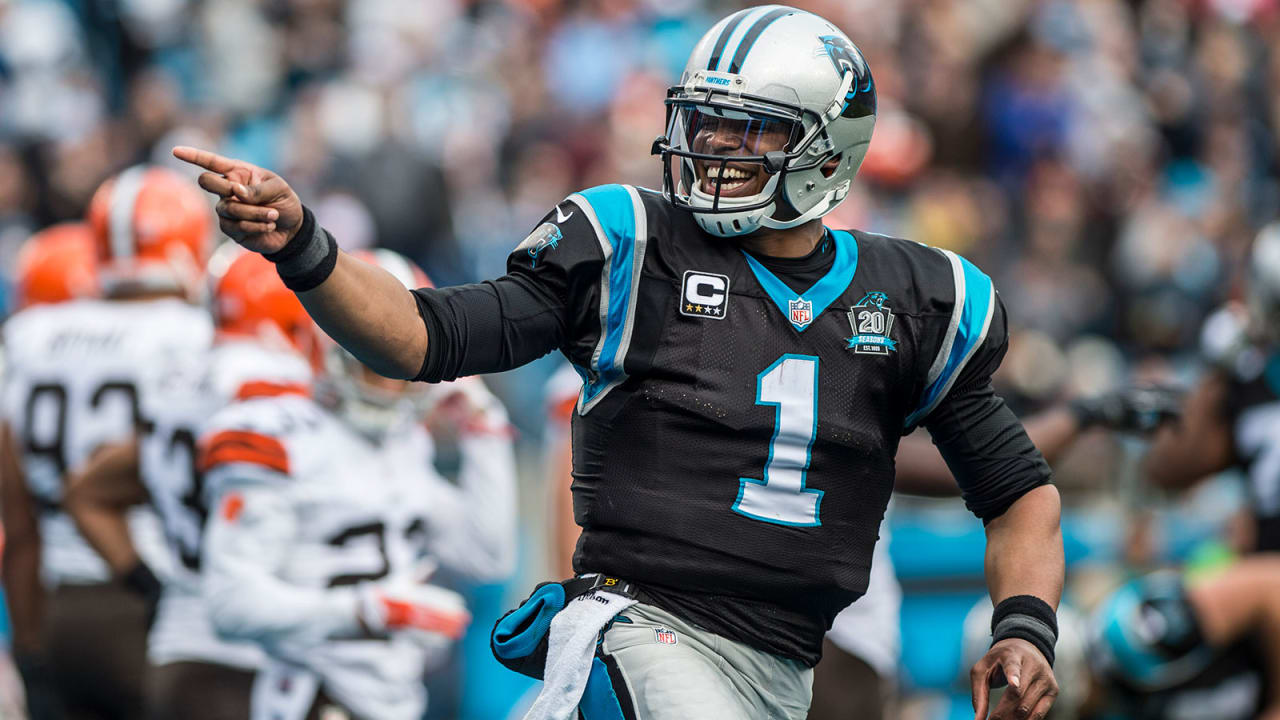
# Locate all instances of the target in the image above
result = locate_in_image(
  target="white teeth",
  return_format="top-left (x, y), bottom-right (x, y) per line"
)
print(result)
top-left (706, 166), bottom-right (749, 180)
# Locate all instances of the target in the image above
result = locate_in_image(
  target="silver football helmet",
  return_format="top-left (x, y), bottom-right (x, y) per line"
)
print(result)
top-left (652, 6), bottom-right (876, 237)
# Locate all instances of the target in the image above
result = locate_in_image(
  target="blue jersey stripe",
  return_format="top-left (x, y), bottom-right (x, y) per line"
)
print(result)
top-left (905, 253), bottom-right (994, 426)
top-left (577, 185), bottom-right (640, 410)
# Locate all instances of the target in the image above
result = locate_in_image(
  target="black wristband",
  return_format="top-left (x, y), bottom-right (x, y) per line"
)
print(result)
top-left (991, 595), bottom-right (1057, 667)
top-left (121, 562), bottom-right (162, 599)
top-left (265, 206), bottom-right (339, 292)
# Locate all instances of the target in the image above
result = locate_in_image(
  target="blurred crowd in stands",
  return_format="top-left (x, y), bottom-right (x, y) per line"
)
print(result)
top-left (1, 0), bottom-right (1278, 476)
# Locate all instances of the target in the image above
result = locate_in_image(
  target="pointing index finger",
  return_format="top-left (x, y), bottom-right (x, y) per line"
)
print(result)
top-left (172, 146), bottom-right (240, 175)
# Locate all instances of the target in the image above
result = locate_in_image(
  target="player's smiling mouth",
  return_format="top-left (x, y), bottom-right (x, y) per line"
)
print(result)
top-left (699, 161), bottom-right (762, 198)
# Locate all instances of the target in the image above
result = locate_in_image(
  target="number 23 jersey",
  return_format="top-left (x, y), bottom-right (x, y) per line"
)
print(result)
top-left (416, 184), bottom-right (1034, 664)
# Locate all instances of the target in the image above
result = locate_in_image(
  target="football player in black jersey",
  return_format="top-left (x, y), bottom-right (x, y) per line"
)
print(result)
top-left (176, 6), bottom-right (1063, 717)
top-left (1088, 559), bottom-right (1280, 720)
top-left (1145, 223), bottom-right (1280, 553)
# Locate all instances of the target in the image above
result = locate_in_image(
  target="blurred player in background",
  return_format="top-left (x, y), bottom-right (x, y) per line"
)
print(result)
top-left (1145, 223), bottom-right (1280, 553)
top-left (1, 221), bottom-right (98, 719)
top-left (62, 243), bottom-right (323, 719)
top-left (1086, 558), bottom-right (1280, 720)
top-left (1, 167), bottom-right (212, 719)
top-left (197, 249), bottom-right (517, 720)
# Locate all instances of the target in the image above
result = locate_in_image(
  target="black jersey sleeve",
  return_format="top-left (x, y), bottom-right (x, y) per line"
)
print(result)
top-left (920, 289), bottom-right (1053, 522)
top-left (412, 195), bottom-right (607, 382)
top-left (925, 382), bottom-right (1053, 523)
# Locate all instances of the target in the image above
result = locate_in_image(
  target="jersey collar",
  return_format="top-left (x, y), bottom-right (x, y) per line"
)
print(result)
top-left (740, 229), bottom-right (858, 332)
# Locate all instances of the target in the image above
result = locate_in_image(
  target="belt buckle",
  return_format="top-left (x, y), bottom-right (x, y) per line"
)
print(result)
top-left (567, 574), bottom-right (637, 600)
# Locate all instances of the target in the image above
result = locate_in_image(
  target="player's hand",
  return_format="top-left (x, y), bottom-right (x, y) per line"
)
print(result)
top-left (970, 638), bottom-right (1057, 720)
top-left (356, 580), bottom-right (472, 648)
top-left (171, 146), bottom-right (303, 254)
top-left (1070, 383), bottom-right (1183, 434)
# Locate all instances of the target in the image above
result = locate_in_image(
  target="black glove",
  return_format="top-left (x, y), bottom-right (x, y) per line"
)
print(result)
top-left (121, 561), bottom-right (163, 631)
top-left (13, 651), bottom-right (68, 720)
top-left (1070, 384), bottom-right (1183, 433)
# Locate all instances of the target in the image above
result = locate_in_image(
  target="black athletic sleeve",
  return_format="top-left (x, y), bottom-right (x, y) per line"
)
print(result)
top-left (412, 199), bottom-right (605, 383)
top-left (923, 296), bottom-right (1053, 523)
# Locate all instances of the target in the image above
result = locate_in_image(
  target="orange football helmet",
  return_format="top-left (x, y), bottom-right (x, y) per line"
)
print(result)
top-left (87, 165), bottom-right (212, 297)
top-left (13, 222), bottom-right (98, 309)
top-left (212, 246), bottom-right (322, 368)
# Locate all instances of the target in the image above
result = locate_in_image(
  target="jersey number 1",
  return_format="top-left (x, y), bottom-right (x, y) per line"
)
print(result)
top-left (733, 354), bottom-right (823, 527)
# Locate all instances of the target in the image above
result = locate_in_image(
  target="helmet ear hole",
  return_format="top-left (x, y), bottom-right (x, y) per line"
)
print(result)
top-left (820, 154), bottom-right (843, 179)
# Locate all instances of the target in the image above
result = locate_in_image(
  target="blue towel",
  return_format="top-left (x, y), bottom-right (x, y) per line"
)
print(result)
top-left (491, 582), bottom-right (566, 680)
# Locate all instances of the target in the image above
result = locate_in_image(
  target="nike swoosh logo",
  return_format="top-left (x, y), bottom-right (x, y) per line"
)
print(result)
top-left (555, 206), bottom-right (574, 224)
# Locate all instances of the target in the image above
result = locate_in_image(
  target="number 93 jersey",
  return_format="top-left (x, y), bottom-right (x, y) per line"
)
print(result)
top-left (511, 185), bottom-right (1009, 665)
top-left (1, 298), bottom-right (211, 585)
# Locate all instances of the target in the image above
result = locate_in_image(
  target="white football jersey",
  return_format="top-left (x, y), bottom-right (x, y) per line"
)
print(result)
top-left (137, 338), bottom-right (312, 669)
top-left (201, 381), bottom-right (517, 720)
top-left (1, 298), bottom-right (209, 586)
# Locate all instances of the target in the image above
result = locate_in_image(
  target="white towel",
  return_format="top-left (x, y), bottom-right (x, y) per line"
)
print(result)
top-left (523, 589), bottom-right (637, 720)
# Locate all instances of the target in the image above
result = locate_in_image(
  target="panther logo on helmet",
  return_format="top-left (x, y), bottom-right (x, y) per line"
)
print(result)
top-left (818, 34), bottom-right (876, 119)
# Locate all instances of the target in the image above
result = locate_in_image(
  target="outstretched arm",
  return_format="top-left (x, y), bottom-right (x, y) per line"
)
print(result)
top-left (172, 147), bottom-right (426, 379)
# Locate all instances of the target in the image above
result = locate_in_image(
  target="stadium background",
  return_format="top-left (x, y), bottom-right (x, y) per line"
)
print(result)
top-left (1, 0), bottom-right (1279, 717)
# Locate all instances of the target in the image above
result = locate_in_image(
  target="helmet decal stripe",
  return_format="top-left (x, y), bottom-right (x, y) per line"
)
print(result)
top-left (727, 8), bottom-right (796, 74)
top-left (713, 6), bottom-right (770, 72)
top-left (706, 10), bottom-right (750, 72)
top-left (108, 165), bottom-right (148, 262)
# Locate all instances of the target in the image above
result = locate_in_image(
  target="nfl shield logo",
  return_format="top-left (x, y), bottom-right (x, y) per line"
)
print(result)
top-left (788, 298), bottom-right (814, 329)
top-left (654, 627), bottom-right (678, 645)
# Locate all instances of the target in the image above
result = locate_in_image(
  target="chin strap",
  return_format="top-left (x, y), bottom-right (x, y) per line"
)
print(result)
top-left (758, 180), bottom-right (850, 230)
